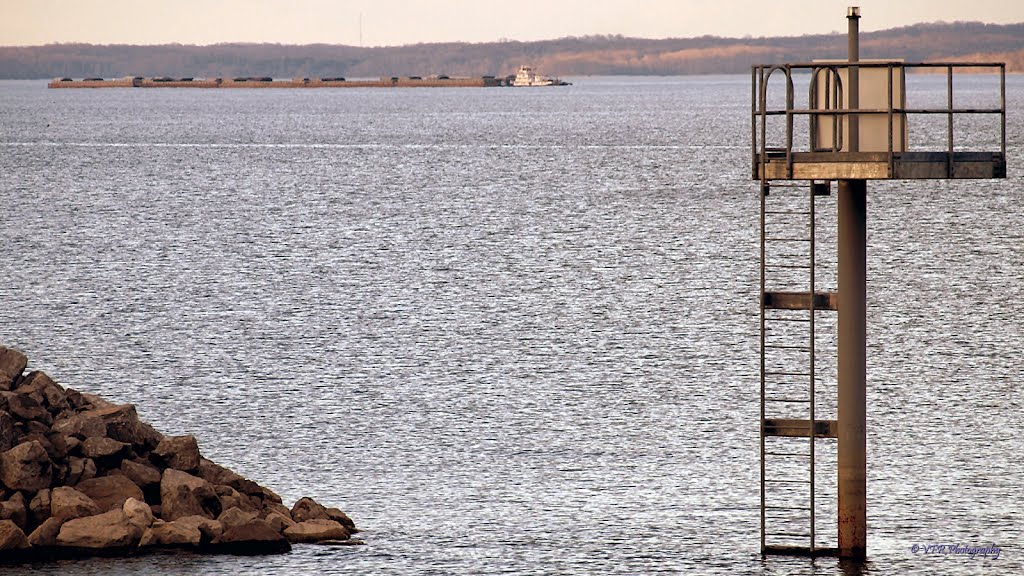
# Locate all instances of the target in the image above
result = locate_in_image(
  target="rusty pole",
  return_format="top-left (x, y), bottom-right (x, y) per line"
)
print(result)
top-left (837, 5), bottom-right (867, 559)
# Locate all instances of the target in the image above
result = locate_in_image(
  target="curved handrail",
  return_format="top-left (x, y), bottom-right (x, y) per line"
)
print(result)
top-left (809, 66), bottom-right (845, 152)
top-left (758, 65), bottom-right (796, 178)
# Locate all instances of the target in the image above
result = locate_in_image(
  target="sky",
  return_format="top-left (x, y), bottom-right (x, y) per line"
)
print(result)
top-left (3, 0), bottom-right (1023, 47)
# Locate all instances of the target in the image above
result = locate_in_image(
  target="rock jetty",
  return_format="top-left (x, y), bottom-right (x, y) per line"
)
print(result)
top-left (0, 345), bottom-right (359, 563)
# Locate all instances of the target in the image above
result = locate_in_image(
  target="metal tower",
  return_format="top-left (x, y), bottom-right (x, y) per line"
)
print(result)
top-left (752, 7), bottom-right (1006, 558)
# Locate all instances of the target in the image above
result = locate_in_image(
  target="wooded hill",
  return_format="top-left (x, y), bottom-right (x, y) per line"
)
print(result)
top-left (1, 21), bottom-right (1021, 79)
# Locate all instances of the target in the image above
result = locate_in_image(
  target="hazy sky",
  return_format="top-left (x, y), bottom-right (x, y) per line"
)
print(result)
top-left (3, 0), bottom-right (1023, 46)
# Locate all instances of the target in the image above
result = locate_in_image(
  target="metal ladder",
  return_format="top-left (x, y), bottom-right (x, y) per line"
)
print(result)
top-left (759, 179), bottom-right (838, 555)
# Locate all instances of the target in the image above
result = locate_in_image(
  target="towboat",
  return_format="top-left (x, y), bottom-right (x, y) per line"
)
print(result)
top-left (512, 65), bottom-right (570, 87)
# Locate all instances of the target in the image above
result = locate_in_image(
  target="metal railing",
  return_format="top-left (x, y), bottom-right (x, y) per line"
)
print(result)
top-left (751, 61), bottom-right (1006, 180)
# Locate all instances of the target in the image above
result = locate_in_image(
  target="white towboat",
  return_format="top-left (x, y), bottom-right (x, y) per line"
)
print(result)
top-left (512, 65), bottom-right (569, 87)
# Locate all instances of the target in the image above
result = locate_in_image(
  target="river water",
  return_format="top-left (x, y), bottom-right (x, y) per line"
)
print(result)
top-left (0, 75), bottom-right (1021, 575)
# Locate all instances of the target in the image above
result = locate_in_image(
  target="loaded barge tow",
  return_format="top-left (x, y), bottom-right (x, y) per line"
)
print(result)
top-left (48, 71), bottom-right (569, 89)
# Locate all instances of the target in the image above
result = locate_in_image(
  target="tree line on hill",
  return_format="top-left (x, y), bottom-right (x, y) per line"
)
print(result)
top-left (0, 21), bottom-right (1021, 80)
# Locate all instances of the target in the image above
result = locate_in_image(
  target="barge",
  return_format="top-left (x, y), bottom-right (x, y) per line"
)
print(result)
top-left (48, 75), bottom-right (512, 89)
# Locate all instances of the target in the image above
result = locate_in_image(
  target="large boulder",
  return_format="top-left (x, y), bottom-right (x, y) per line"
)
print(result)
top-left (56, 508), bottom-right (142, 549)
top-left (26, 516), bottom-right (62, 547)
top-left (50, 486), bottom-right (101, 521)
top-left (51, 413), bottom-right (107, 439)
top-left (217, 506), bottom-right (257, 530)
top-left (139, 519), bottom-right (201, 547)
top-left (121, 459), bottom-right (162, 504)
top-left (196, 458), bottom-right (269, 499)
top-left (0, 411), bottom-right (17, 452)
top-left (83, 404), bottom-right (163, 450)
top-left (80, 436), bottom-right (130, 462)
top-left (215, 484), bottom-right (258, 514)
top-left (152, 435), bottom-right (200, 472)
top-left (211, 519), bottom-right (291, 555)
top-left (265, 511), bottom-right (295, 534)
top-left (326, 507), bottom-right (357, 532)
top-left (2, 392), bottom-right (51, 425)
top-left (0, 440), bottom-right (53, 491)
top-left (121, 459), bottom-right (161, 488)
top-left (175, 515), bottom-right (223, 543)
top-left (0, 346), bottom-right (27, 391)
top-left (15, 371), bottom-right (68, 413)
top-left (75, 475), bottom-right (144, 512)
top-left (160, 469), bottom-right (221, 521)
top-left (29, 488), bottom-right (51, 525)
top-left (290, 496), bottom-right (330, 523)
top-left (0, 519), bottom-right (28, 550)
top-left (123, 497), bottom-right (154, 533)
top-left (21, 431), bottom-right (68, 462)
top-left (283, 519), bottom-right (350, 543)
top-left (0, 492), bottom-right (27, 530)
top-left (66, 457), bottom-right (97, 485)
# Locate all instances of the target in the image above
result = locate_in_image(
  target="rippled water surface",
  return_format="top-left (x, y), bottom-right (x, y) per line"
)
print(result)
top-left (1, 75), bottom-right (1022, 575)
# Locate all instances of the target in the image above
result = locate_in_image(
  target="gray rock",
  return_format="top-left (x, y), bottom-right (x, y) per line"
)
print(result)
top-left (152, 435), bottom-right (200, 472)
top-left (0, 440), bottom-right (54, 491)
top-left (0, 346), bottom-right (27, 391)
top-left (56, 508), bottom-right (143, 548)
top-left (0, 519), bottom-right (28, 550)
top-left (50, 486), bottom-right (101, 521)
top-left (75, 475), bottom-right (144, 512)
top-left (283, 519), bottom-right (350, 543)
top-left (160, 468), bottom-right (221, 521)
top-left (26, 516), bottom-right (61, 547)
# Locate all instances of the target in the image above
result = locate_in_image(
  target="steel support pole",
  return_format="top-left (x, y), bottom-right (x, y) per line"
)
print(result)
top-left (838, 6), bottom-right (867, 560)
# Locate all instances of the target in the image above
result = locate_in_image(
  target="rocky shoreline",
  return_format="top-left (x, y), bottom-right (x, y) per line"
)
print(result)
top-left (0, 345), bottom-right (360, 563)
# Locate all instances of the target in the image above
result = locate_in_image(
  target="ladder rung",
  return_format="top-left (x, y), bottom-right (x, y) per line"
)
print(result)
top-left (764, 479), bottom-right (812, 484)
top-left (766, 531), bottom-right (813, 538)
top-left (765, 317), bottom-right (811, 323)
top-left (765, 505), bottom-right (812, 510)
top-left (764, 371), bottom-right (811, 377)
top-left (764, 398), bottom-right (811, 403)
top-left (765, 210), bottom-right (812, 216)
top-left (765, 345), bottom-right (810, 351)
top-left (765, 264), bottom-right (812, 269)
top-left (764, 452), bottom-right (811, 458)
top-left (763, 418), bottom-right (838, 438)
top-left (764, 237), bottom-right (811, 243)
top-left (763, 291), bottom-right (838, 311)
